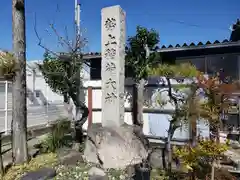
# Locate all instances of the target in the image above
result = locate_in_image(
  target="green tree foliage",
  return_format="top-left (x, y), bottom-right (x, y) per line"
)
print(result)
top-left (125, 26), bottom-right (160, 81)
top-left (174, 140), bottom-right (228, 171)
top-left (174, 139), bottom-right (229, 179)
top-left (125, 26), bottom-right (160, 128)
top-left (34, 5), bottom-right (89, 147)
top-left (38, 52), bottom-right (82, 103)
top-left (0, 51), bottom-right (16, 79)
top-left (150, 64), bottom-right (238, 177)
top-left (149, 63), bottom-right (199, 127)
top-left (150, 63), bottom-right (199, 79)
top-left (149, 63), bottom-right (199, 172)
top-left (38, 51), bottom-right (88, 144)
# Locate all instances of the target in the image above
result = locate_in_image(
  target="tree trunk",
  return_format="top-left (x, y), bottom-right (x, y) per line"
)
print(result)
top-left (132, 83), bottom-right (138, 125)
top-left (73, 106), bottom-right (82, 138)
top-left (190, 117), bottom-right (197, 147)
top-left (167, 131), bottom-right (173, 173)
top-left (211, 161), bottom-right (215, 180)
top-left (162, 145), bottom-right (166, 170)
top-left (66, 76), bottom-right (88, 150)
top-left (12, 0), bottom-right (28, 164)
top-left (137, 79), bottom-right (145, 129)
top-left (166, 122), bottom-right (176, 174)
top-left (63, 94), bottom-right (73, 120)
top-left (72, 104), bottom-right (88, 150)
top-left (132, 79), bottom-right (145, 127)
top-left (131, 79), bottom-right (149, 179)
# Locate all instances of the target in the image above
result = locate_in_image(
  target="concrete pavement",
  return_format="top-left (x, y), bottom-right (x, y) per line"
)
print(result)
top-left (0, 104), bottom-right (67, 133)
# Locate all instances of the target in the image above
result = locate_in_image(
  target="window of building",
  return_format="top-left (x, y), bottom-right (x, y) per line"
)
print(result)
top-left (206, 54), bottom-right (238, 80)
top-left (176, 54), bottom-right (239, 80)
top-left (90, 58), bottom-right (101, 80)
top-left (35, 90), bottom-right (40, 97)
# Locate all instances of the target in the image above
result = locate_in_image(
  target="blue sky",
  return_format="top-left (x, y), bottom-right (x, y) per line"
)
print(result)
top-left (0, 0), bottom-right (239, 60)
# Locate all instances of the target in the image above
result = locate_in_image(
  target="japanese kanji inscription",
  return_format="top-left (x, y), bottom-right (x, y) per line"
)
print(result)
top-left (101, 5), bottom-right (126, 127)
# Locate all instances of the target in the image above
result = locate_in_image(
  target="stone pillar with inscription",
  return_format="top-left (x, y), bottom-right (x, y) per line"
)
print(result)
top-left (101, 5), bottom-right (126, 127)
top-left (84, 6), bottom-right (147, 170)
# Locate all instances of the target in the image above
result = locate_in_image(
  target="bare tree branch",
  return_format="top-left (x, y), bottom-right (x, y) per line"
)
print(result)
top-left (64, 26), bottom-right (71, 47)
top-left (34, 13), bottom-right (59, 57)
top-left (34, 12), bottom-right (90, 70)
top-left (33, 5), bottom-right (92, 145)
top-left (49, 23), bottom-right (73, 51)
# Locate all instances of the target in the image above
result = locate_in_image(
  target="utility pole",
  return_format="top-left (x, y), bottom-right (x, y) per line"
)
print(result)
top-left (72, 0), bottom-right (85, 148)
top-left (12, 0), bottom-right (28, 164)
top-left (74, 0), bottom-right (81, 121)
top-left (75, 0), bottom-right (80, 37)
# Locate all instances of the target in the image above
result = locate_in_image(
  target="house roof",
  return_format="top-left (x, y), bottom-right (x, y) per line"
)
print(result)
top-left (230, 19), bottom-right (240, 42)
top-left (82, 39), bottom-right (240, 59)
top-left (158, 39), bottom-right (240, 52)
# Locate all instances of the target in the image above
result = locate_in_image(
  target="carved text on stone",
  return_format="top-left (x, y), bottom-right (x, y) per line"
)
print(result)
top-left (104, 18), bottom-right (116, 31)
top-left (105, 78), bottom-right (117, 89)
top-left (105, 92), bottom-right (117, 102)
top-left (105, 62), bottom-right (116, 72)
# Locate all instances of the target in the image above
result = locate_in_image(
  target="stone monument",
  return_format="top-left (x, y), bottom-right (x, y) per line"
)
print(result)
top-left (101, 5), bottom-right (126, 127)
top-left (84, 5), bottom-right (148, 171)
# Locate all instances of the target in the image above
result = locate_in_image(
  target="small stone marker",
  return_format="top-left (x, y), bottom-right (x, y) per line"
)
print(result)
top-left (101, 5), bottom-right (126, 127)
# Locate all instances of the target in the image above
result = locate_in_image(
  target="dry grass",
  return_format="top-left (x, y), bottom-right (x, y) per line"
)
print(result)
top-left (2, 153), bottom-right (58, 180)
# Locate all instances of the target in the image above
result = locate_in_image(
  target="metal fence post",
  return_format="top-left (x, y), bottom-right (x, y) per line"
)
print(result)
top-left (4, 81), bottom-right (8, 135)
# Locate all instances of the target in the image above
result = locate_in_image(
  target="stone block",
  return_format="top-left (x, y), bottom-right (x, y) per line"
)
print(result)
top-left (20, 167), bottom-right (56, 180)
top-left (83, 123), bottom-right (148, 169)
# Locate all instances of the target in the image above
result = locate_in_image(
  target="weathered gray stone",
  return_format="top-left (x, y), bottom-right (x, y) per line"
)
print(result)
top-left (88, 167), bottom-right (108, 180)
top-left (149, 148), bottom-right (164, 168)
top-left (229, 140), bottom-right (240, 149)
top-left (101, 5), bottom-right (126, 128)
top-left (57, 148), bottom-right (83, 166)
top-left (20, 167), bottom-right (56, 180)
top-left (224, 150), bottom-right (240, 165)
top-left (30, 148), bottom-right (40, 158)
top-left (83, 123), bottom-right (148, 169)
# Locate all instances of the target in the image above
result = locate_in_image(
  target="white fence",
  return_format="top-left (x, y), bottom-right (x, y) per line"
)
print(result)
top-left (82, 79), bottom-right (210, 141)
top-left (0, 81), bottom-right (68, 134)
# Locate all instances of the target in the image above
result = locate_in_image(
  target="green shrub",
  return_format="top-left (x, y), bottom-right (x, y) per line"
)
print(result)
top-left (174, 139), bottom-right (228, 172)
top-left (174, 139), bottom-right (229, 179)
top-left (39, 118), bottom-right (72, 153)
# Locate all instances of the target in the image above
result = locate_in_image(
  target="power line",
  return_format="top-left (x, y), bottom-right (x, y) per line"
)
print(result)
top-left (127, 12), bottom-right (239, 16)
top-left (127, 13), bottom-right (233, 31)
top-left (162, 19), bottom-right (230, 31)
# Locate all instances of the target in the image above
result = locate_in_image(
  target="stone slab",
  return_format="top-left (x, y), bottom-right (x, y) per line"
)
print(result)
top-left (20, 167), bottom-right (56, 180)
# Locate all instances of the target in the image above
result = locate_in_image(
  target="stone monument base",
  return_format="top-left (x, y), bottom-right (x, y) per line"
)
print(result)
top-left (83, 123), bottom-right (148, 169)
